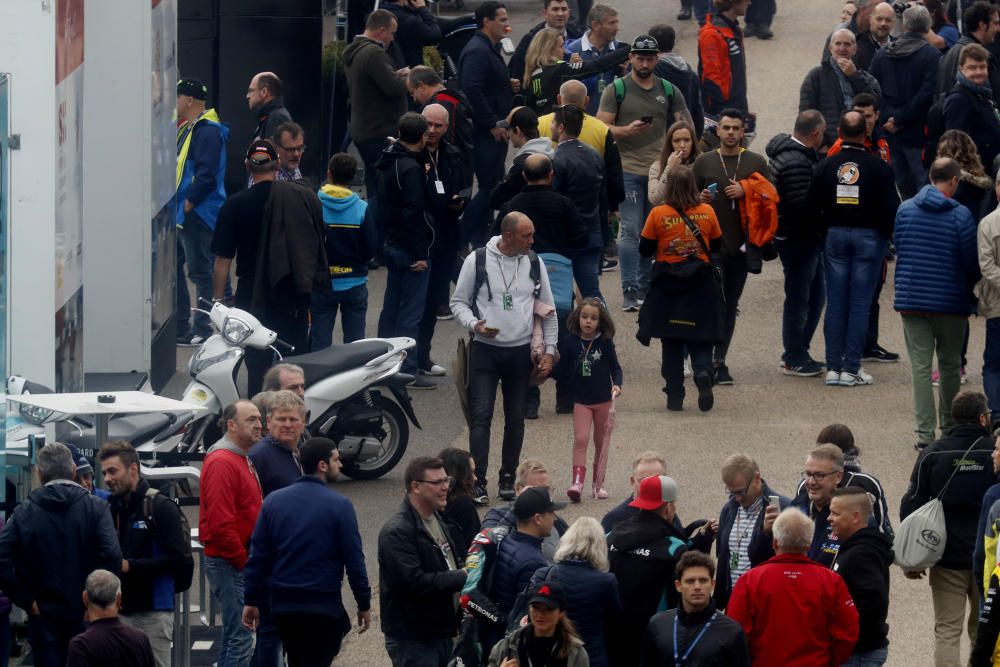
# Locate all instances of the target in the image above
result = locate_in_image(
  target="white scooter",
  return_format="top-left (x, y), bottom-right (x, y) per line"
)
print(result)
top-left (178, 301), bottom-right (420, 479)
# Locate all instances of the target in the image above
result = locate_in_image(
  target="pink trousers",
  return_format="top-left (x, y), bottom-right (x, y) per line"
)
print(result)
top-left (572, 401), bottom-right (612, 485)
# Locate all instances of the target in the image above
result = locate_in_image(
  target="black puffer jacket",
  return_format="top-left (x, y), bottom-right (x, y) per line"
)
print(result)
top-left (766, 133), bottom-right (821, 241)
top-left (377, 499), bottom-right (466, 640)
top-left (799, 63), bottom-right (882, 147)
top-left (832, 527), bottom-right (892, 654)
top-left (0, 481), bottom-right (121, 621)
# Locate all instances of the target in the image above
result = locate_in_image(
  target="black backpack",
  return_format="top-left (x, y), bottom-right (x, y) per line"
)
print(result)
top-left (924, 86), bottom-right (976, 167)
top-left (143, 488), bottom-right (195, 594)
top-left (433, 86), bottom-right (476, 162)
top-left (470, 247), bottom-right (541, 319)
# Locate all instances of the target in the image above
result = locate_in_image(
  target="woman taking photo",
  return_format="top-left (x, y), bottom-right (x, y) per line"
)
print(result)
top-left (438, 447), bottom-right (481, 561)
top-left (516, 518), bottom-right (621, 667)
top-left (636, 165), bottom-right (724, 413)
top-left (489, 581), bottom-right (590, 667)
top-left (648, 121), bottom-right (700, 205)
top-left (522, 28), bottom-right (630, 116)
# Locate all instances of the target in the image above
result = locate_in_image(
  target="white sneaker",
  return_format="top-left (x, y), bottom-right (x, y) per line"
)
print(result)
top-left (419, 363), bottom-right (447, 377)
top-left (683, 359), bottom-right (692, 378)
top-left (839, 368), bottom-right (873, 386)
top-left (825, 370), bottom-right (841, 386)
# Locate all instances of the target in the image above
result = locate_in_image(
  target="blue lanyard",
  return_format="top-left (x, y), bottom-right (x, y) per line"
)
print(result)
top-left (674, 611), bottom-right (717, 665)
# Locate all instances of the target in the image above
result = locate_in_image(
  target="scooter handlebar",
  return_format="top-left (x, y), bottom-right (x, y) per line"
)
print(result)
top-left (273, 339), bottom-right (295, 353)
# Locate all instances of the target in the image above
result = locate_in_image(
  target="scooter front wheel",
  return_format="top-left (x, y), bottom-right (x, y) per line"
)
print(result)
top-left (338, 394), bottom-right (409, 480)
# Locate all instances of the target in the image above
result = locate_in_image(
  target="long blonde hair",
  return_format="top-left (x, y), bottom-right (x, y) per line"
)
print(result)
top-left (524, 28), bottom-right (564, 87)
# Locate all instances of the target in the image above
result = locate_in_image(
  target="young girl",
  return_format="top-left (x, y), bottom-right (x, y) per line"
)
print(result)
top-left (558, 297), bottom-right (622, 502)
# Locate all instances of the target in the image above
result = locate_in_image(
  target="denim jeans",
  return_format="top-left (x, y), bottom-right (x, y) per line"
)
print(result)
top-left (693, 0), bottom-right (710, 24)
top-left (841, 646), bottom-right (888, 666)
top-left (619, 173), bottom-right (652, 296)
top-left (775, 237), bottom-right (826, 365)
top-left (714, 253), bottom-right (750, 363)
top-left (885, 135), bottom-right (926, 200)
top-left (26, 616), bottom-right (83, 667)
top-left (355, 138), bottom-right (385, 251)
top-left (661, 339), bottom-right (713, 401)
top-left (177, 211), bottom-right (215, 338)
top-left (310, 283), bottom-right (368, 349)
top-left (902, 313), bottom-right (967, 445)
top-left (385, 635), bottom-right (453, 667)
top-left (571, 232), bottom-right (605, 301)
top-left (469, 341), bottom-right (533, 486)
top-left (985, 318), bottom-right (1000, 415)
top-left (251, 596), bottom-right (283, 667)
top-left (378, 244), bottom-right (431, 373)
top-left (204, 556), bottom-right (254, 667)
top-left (465, 130), bottom-right (508, 248)
top-left (823, 227), bottom-right (886, 373)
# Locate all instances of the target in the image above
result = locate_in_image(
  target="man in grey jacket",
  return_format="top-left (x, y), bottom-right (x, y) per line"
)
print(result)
top-left (451, 212), bottom-right (558, 503)
top-left (977, 172), bottom-right (1000, 419)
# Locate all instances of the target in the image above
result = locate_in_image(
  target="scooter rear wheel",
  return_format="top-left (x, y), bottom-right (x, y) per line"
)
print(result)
top-left (338, 394), bottom-right (409, 480)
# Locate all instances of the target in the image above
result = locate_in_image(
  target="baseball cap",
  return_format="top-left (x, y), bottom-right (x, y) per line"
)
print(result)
top-left (513, 487), bottom-right (567, 521)
top-left (629, 475), bottom-right (678, 510)
top-left (630, 34), bottom-right (660, 54)
top-left (497, 106), bottom-right (539, 132)
top-left (177, 78), bottom-right (208, 101)
top-left (246, 139), bottom-right (279, 165)
top-left (528, 581), bottom-right (566, 610)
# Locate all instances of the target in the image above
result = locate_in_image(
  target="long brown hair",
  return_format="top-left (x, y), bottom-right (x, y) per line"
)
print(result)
top-left (663, 164), bottom-right (701, 212)
top-left (658, 121), bottom-right (700, 173)
top-left (566, 296), bottom-right (616, 340)
top-left (528, 610), bottom-right (582, 660)
top-left (937, 129), bottom-right (987, 179)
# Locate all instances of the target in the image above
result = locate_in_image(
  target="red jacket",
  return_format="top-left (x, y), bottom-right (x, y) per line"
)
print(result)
top-left (199, 443), bottom-right (263, 569)
top-left (727, 552), bottom-right (859, 667)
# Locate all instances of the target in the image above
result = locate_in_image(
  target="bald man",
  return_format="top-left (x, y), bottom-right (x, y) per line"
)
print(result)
top-left (800, 28), bottom-right (882, 147)
top-left (418, 103), bottom-right (473, 374)
top-left (246, 72), bottom-right (293, 146)
top-left (857, 2), bottom-right (896, 70)
top-left (829, 487), bottom-right (891, 664)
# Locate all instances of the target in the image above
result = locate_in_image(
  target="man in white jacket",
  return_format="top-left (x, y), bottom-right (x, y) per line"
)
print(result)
top-left (977, 172), bottom-right (1000, 422)
top-left (451, 212), bottom-right (558, 503)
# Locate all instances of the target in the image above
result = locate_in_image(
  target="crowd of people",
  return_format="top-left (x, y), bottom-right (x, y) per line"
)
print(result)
top-left (19, 0), bottom-right (1000, 663)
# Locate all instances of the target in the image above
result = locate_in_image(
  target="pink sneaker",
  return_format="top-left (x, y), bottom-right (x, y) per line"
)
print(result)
top-left (932, 367), bottom-right (967, 386)
top-left (593, 485), bottom-right (609, 500)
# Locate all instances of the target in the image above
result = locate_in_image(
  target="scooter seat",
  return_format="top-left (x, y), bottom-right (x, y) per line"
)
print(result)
top-left (64, 412), bottom-right (182, 452)
top-left (436, 15), bottom-right (476, 32)
top-left (284, 340), bottom-right (392, 385)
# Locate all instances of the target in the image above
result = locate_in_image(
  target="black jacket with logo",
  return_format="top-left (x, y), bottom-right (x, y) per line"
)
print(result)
top-left (806, 142), bottom-right (899, 238)
top-left (109, 479), bottom-right (192, 614)
top-left (832, 527), bottom-right (892, 653)
top-left (901, 422), bottom-right (997, 570)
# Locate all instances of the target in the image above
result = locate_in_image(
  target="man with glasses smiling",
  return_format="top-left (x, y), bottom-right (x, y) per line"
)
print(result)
top-left (378, 456), bottom-right (467, 667)
top-left (713, 453), bottom-right (790, 610)
top-left (791, 444), bottom-right (846, 567)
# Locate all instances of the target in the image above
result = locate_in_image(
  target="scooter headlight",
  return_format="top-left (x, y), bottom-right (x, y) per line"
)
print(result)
top-left (19, 404), bottom-right (53, 425)
top-left (222, 317), bottom-right (252, 345)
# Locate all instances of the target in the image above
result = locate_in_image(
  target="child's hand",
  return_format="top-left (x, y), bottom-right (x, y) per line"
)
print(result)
top-left (612, 385), bottom-right (621, 398)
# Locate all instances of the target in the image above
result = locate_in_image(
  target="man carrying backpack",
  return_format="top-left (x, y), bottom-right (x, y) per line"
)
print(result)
top-left (451, 212), bottom-right (559, 503)
top-left (99, 441), bottom-right (193, 667)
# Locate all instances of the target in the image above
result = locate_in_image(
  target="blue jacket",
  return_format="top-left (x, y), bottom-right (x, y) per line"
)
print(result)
top-left (893, 184), bottom-right (979, 315)
top-left (243, 476), bottom-right (371, 617)
top-left (175, 109), bottom-right (229, 229)
top-left (248, 436), bottom-right (303, 498)
top-left (318, 184), bottom-right (376, 291)
top-left (714, 482), bottom-right (790, 610)
top-left (522, 560), bottom-right (622, 667)
top-left (492, 530), bottom-right (546, 615)
top-left (870, 33), bottom-right (941, 145)
top-left (458, 31), bottom-right (514, 133)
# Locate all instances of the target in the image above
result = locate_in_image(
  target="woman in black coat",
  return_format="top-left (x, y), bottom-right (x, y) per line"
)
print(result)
top-left (514, 517), bottom-right (622, 667)
top-left (438, 447), bottom-right (482, 562)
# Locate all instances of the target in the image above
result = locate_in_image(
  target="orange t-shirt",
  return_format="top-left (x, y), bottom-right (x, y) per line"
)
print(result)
top-left (641, 203), bottom-right (722, 263)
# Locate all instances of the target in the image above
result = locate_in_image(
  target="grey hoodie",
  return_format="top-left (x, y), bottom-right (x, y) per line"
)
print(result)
top-left (515, 136), bottom-right (556, 159)
top-left (450, 236), bottom-right (557, 353)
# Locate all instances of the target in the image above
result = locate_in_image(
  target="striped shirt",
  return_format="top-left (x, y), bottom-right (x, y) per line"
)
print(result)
top-left (728, 496), bottom-right (765, 586)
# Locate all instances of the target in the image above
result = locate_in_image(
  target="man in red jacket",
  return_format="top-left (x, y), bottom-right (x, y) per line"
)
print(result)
top-left (727, 508), bottom-right (859, 666)
top-left (199, 400), bottom-right (264, 667)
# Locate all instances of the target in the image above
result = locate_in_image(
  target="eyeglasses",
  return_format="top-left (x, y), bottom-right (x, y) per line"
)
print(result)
top-left (280, 144), bottom-right (306, 154)
top-left (801, 470), bottom-right (838, 481)
top-left (246, 87), bottom-right (260, 94)
top-left (725, 482), bottom-right (752, 499)
top-left (416, 476), bottom-right (454, 487)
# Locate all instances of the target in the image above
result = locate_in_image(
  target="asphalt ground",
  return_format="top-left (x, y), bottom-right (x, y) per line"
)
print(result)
top-left (165, 0), bottom-right (978, 664)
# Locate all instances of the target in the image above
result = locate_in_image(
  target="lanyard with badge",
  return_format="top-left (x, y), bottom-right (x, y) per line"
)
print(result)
top-left (427, 149), bottom-right (445, 195)
top-left (674, 611), bottom-right (718, 666)
top-left (497, 256), bottom-right (520, 310)
top-left (579, 336), bottom-right (597, 377)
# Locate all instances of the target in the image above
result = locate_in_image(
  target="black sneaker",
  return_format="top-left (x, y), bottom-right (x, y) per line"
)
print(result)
top-left (601, 258), bottom-right (619, 272)
top-left (694, 370), bottom-right (715, 412)
top-left (743, 22), bottom-right (758, 37)
top-left (524, 404), bottom-right (539, 420)
top-left (436, 305), bottom-right (454, 321)
top-left (862, 345), bottom-right (900, 363)
top-left (755, 24), bottom-right (774, 39)
top-left (498, 475), bottom-right (516, 501)
top-left (782, 360), bottom-right (824, 377)
top-left (407, 375), bottom-right (437, 390)
top-left (714, 364), bottom-right (734, 385)
top-left (473, 484), bottom-right (490, 506)
top-left (666, 395), bottom-right (684, 411)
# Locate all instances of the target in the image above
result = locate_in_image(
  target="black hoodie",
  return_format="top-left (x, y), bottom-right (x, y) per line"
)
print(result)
top-left (766, 133), bottom-right (821, 241)
top-left (831, 527), bottom-right (892, 653)
top-left (375, 140), bottom-right (434, 260)
top-left (0, 480), bottom-right (121, 621)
